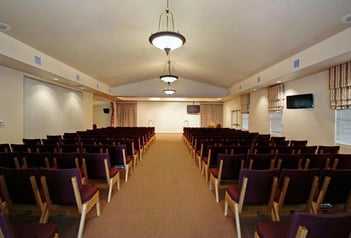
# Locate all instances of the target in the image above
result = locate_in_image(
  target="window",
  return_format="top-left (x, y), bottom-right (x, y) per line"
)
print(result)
top-left (270, 112), bottom-right (282, 135)
top-left (335, 109), bottom-right (351, 145)
top-left (242, 113), bottom-right (249, 130)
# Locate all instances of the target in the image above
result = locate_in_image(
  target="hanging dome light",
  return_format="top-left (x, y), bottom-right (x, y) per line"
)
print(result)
top-left (149, 0), bottom-right (186, 55)
top-left (163, 82), bottom-right (176, 95)
top-left (160, 59), bottom-right (178, 83)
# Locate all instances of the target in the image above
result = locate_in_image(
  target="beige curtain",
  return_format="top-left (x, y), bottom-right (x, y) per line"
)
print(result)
top-left (200, 104), bottom-right (223, 127)
top-left (268, 83), bottom-right (285, 112)
top-left (116, 103), bottom-right (137, 126)
top-left (329, 61), bottom-right (351, 109)
top-left (240, 94), bottom-right (250, 113)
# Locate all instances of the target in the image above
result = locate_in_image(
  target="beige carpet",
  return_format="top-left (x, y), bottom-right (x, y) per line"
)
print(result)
top-left (81, 133), bottom-right (238, 238)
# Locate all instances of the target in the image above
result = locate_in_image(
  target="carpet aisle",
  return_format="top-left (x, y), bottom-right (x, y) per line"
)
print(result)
top-left (82, 133), bottom-right (237, 238)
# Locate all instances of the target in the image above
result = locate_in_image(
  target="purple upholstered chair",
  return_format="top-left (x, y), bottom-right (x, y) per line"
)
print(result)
top-left (10, 144), bottom-right (32, 153)
top-left (0, 152), bottom-right (21, 168)
top-left (105, 144), bottom-right (132, 182)
top-left (272, 169), bottom-right (320, 221)
top-left (296, 145), bottom-right (317, 155)
top-left (0, 144), bottom-right (11, 153)
top-left (209, 153), bottom-right (245, 202)
top-left (224, 169), bottom-right (280, 238)
top-left (303, 153), bottom-right (331, 170)
top-left (51, 152), bottom-right (81, 170)
top-left (201, 145), bottom-right (230, 181)
top-left (275, 153), bottom-right (303, 170)
top-left (21, 152), bottom-right (52, 168)
top-left (255, 212), bottom-right (351, 238)
top-left (311, 169), bottom-right (351, 213)
top-left (332, 153), bottom-right (351, 169)
top-left (39, 168), bottom-right (100, 238)
top-left (0, 167), bottom-right (47, 223)
top-left (317, 145), bottom-right (340, 155)
top-left (81, 152), bottom-right (120, 202)
top-left (247, 154), bottom-right (275, 170)
top-left (0, 211), bottom-right (58, 238)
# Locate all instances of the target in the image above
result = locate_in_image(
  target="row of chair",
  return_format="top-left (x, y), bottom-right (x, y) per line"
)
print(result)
top-left (0, 167), bottom-right (100, 238)
top-left (254, 211), bottom-right (351, 238)
top-left (183, 131), bottom-right (351, 238)
top-left (223, 168), bottom-right (351, 238)
top-left (201, 151), bottom-right (351, 182)
top-left (0, 144), bottom-right (135, 179)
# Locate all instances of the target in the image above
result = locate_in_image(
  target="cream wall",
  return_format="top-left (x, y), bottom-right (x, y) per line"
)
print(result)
top-left (0, 66), bottom-right (94, 143)
top-left (137, 101), bottom-right (200, 133)
top-left (93, 103), bottom-right (111, 128)
top-left (0, 65), bottom-right (24, 143)
top-left (283, 71), bottom-right (334, 146)
top-left (23, 77), bottom-right (84, 138)
top-left (222, 96), bottom-right (240, 128)
top-left (249, 89), bottom-right (270, 134)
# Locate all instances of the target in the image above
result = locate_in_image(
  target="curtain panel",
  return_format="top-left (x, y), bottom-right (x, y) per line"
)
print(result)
top-left (240, 94), bottom-right (250, 113)
top-left (268, 83), bottom-right (285, 112)
top-left (200, 104), bottom-right (223, 127)
top-left (116, 103), bottom-right (137, 126)
top-left (329, 61), bottom-right (351, 109)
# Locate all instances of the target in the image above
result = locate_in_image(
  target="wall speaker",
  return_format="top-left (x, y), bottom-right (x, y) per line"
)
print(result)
top-left (103, 108), bottom-right (110, 114)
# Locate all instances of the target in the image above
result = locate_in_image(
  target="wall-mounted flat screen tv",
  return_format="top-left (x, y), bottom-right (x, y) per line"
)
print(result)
top-left (187, 105), bottom-right (200, 114)
top-left (286, 93), bottom-right (314, 109)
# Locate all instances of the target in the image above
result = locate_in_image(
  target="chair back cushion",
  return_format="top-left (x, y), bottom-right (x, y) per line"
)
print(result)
top-left (83, 153), bottom-right (110, 179)
top-left (320, 169), bottom-right (351, 204)
top-left (106, 145), bottom-right (126, 166)
top-left (278, 168), bottom-right (320, 204)
top-left (287, 212), bottom-right (351, 238)
top-left (0, 167), bottom-right (41, 204)
top-left (238, 169), bottom-right (280, 205)
top-left (218, 154), bottom-right (245, 180)
top-left (39, 168), bottom-right (81, 206)
top-left (52, 152), bottom-right (81, 169)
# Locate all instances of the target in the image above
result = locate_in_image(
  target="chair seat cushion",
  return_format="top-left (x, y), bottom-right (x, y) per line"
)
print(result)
top-left (210, 168), bottom-right (219, 178)
top-left (109, 167), bottom-right (119, 177)
top-left (126, 156), bottom-right (133, 164)
top-left (255, 220), bottom-right (290, 238)
top-left (80, 184), bottom-right (99, 203)
top-left (12, 223), bottom-right (58, 238)
top-left (226, 185), bottom-right (240, 202)
top-left (202, 157), bottom-right (208, 165)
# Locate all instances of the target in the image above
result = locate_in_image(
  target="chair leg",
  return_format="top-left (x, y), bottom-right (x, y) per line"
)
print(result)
top-left (234, 203), bottom-right (242, 238)
top-left (224, 199), bottom-right (228, 216)
top-left (107, 180), bottom-right (113, 203)
top-left (96, 199), bottom-right (101, 216)
top-left (77, 205), bottom-right (87, 238)
top-left (117, 177), bottom-right (120, 191)
top-left (215, 181), bottom-right (219, 203)
top-left (125, 166), bottom-right (128, 182)
top-left (40, 207), bottom-right (50, 224)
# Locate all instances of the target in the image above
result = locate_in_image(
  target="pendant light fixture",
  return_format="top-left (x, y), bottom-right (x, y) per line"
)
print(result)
top-left (160, 59), bottom-right (178, 83)
top-left (149, 0), bottom-right (186, 55)
top-left (163, 82), bottom-right (176, 95)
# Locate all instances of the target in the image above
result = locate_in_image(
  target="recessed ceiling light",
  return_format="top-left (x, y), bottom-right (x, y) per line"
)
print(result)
top-left (341, 13), bottom-right (351, 24)
top-left (0, 23), bottom-right (11, 32)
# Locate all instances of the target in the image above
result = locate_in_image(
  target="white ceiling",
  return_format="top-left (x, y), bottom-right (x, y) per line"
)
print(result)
top-left (1, 0), bottom-right (351, 101)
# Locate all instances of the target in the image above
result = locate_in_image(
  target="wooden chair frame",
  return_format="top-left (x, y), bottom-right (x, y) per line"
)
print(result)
top-left (40, 174), bottom-right (100, 238)
top-left (224, 175), bottom-right (278, 238)
top-left (82, 158), bottom-right (120, 202)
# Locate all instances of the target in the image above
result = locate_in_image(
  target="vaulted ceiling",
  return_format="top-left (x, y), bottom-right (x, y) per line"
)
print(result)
top-left (1, 0), bottom-right (351, 101)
